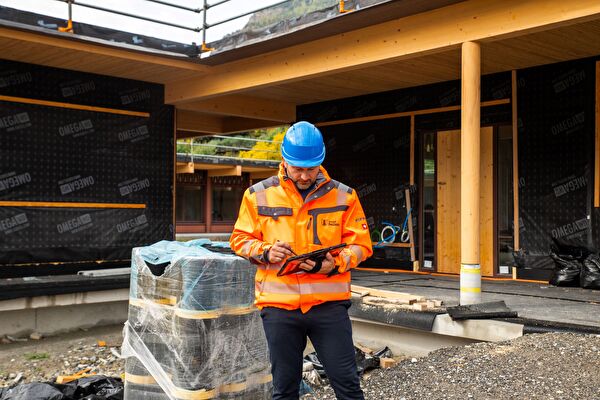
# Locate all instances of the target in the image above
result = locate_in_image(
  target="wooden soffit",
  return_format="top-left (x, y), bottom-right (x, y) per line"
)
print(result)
top-left (166, 0), bottom-right (600, 104)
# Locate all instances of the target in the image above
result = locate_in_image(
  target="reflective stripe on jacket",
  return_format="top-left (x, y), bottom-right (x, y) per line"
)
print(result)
top-left (230, 163), bottom-right (373, 313)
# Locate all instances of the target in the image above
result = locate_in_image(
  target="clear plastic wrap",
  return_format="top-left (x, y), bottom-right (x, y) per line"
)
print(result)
top-left (121, 241), bottom-right (272, 400)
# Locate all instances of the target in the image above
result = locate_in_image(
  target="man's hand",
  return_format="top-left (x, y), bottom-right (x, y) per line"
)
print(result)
top-left (298, 252), bottom-right (336, 274)
top-left (267, 241), bottom-right (295, 264)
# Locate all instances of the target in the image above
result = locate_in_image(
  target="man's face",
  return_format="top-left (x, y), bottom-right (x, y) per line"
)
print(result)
top-left (284, 162), bottom-right (320, 190)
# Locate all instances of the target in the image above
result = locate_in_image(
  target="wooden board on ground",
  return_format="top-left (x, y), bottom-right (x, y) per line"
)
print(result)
top-left (351, 285), bottom-right (425, 302)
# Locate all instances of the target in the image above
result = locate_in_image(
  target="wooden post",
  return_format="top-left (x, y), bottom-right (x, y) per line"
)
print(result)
top-left (460, 41), bottom-right (481, 305)
top-left (512, 70), bottom-right (520, 279)
top-left (405, 188), bottom-right (416, 263)
top-left (173, 109), bottom-right (177, 239)
top-left (410, 114), bottom-right (415, 185)
top-left (205, 175), bottom-right (212, 233)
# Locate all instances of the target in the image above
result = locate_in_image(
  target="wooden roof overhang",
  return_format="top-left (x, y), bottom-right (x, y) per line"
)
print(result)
top-left (1, 0), bottom-right (600, 136)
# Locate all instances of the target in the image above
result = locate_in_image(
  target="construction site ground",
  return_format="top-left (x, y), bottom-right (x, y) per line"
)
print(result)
top-left (2, 269), bottom-right (600, 398)
top-left (351, 269), bottom-right (600, 329)
top-left (1, 325), bottom-right (599, 399)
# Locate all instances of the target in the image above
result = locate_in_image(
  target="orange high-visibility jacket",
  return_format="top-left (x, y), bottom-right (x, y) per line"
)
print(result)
top-left (230, 163), bottom-right (373, 313)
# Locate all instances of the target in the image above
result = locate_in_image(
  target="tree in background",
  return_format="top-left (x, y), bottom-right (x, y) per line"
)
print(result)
top-left (239, 129), bottom-right (284, 161)
top-left (177, 126), bottom-right (287, 160)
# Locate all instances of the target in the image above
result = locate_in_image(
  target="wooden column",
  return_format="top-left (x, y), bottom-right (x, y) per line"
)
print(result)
top-left (512, 70), bottom-right (520, 279)
top-left (205, 175), bottom-right (213, 233)
top-left (460, 41), bottom-right (481, 305)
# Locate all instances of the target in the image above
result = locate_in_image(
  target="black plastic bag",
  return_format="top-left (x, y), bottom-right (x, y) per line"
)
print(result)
top-left (303, 346), bottom-right (392, 378)
top-left (354, 348), bottom-right (380, 375)
top-left (581, 254), bottom-right (600, 290)
top-left (61, 376), bottom-right (123, 400)
top-left (0, 376), bottom-right (123, 400)
top-left (552, 238), bottom-right (596, 259)
top-left (549, 252), bottom-right (580, 287)
top-left (0, 383), bottom-right (66, 400)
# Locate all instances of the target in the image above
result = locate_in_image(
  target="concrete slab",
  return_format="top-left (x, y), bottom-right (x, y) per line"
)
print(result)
top-left (352, 270), bottom-right (600, 329)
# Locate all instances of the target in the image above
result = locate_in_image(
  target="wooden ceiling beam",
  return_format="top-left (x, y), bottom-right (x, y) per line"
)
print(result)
top-left (176, 110), bottom-right (223, 133)
top-left (222, 117), bottom-right (284, 134)
top-left (176, 94), bottom-right (295, 122)
top-left (165, 0), bottom-right (600, 103)
top-left (207, 165), bottom-right (242, 177)
top-left (176, 110), bottom-right (283, 134)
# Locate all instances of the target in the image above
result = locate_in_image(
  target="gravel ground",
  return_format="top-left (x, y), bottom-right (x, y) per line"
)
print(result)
top-left (2, 328), bottom-right (600, 400)
top-left (0, 324), bottom-right (124, 387)
top-left (304, 332), bottom-right (600, 400)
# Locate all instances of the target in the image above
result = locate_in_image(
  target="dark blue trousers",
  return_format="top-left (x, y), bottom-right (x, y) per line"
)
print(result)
top-left (260, 300), bottom-right (364, 400)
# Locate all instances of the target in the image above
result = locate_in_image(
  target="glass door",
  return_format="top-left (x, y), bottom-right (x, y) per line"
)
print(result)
top-left (421, 132), bottom-right (436, 269)
top-left (496, 125), bottom-right (514, 275)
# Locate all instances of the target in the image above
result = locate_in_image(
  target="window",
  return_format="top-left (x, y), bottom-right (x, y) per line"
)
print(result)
top-left (176, 185), bottom-right (205, 222)
top-left (212, 185), bottom-right (244, 222)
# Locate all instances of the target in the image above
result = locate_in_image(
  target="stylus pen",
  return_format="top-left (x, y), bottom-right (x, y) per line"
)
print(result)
top-left (276, 239), bottom-right (296, 256)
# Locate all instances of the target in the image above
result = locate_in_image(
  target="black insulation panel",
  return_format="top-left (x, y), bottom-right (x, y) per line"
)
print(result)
top-left (0, 59), bottom-right (174, 267)
top-left (517, 58), bottom-right (596, 270)
top-left (321, 118), bottom-right (414, 268)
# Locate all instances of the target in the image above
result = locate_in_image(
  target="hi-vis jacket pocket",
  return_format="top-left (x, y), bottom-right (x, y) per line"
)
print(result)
top-left (257, 206), bottom-right (293, 220)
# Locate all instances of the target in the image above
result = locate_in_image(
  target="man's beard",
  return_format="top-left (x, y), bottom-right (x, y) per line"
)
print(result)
top-left (294, 180), bottom-right (314, 190)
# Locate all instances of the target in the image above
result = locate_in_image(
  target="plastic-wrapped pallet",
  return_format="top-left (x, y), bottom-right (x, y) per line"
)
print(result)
top-left (122, 240), bottom-right (272, 400)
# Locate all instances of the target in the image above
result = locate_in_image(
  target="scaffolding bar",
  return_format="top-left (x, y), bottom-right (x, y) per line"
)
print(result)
top-left (55, 0), bottom-right (201, 32)
top-left (208, 0), bottom-right (289, 29)
top-left (146, 0), bottom-right (201, 13)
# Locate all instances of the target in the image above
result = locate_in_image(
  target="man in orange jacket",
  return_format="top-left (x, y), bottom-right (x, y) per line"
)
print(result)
top-left (230, 121), bottom-right (373, 400)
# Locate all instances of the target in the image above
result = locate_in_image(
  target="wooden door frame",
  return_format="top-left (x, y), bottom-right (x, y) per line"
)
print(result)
top-left (420, 126), bottom-right (497, 275)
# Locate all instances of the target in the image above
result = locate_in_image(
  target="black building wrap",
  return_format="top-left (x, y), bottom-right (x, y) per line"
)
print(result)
top-left (517, 58), bottom-right (596, 270)
top-left (0, 59), bottom-right (174, 266)
top-left (298, 72), bottom-right (511, 268)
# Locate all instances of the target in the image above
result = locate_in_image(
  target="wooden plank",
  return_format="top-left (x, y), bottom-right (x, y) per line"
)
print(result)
top-left (172, 109), bottom-right (177, 232)
top-left (0, 201), bottom-right (145, 209)
top-left (371, 242), bottom-right (412, 248)
top-left (166, 0), bottom-right (600, 103)
top-left (314, 100), bottom-right (509, 127)
top-left (410, 115), bottom-right (415, 185)
top-left (480, 127), bottom-right (494, 277)
top-left (380, 358), bottom-right (397, 368)
top-left (405, 188), bottom-right (416, 262)
top-left (436, 130), bottom-right (462, 273)
top-left (176, 162), bottom-right (195, 174)
top-left (436, 127), bottom-right (493, 275)
top-left (351, 284), bottom-right (425, 302)
top-left (363, 296), bottom-right (415, 306)
top-left (512, 70), bottom-right (521, 250)
top-left (207, 166), bottom-right (242, 177)
top-left (0, 95), bottom-right (149, 117)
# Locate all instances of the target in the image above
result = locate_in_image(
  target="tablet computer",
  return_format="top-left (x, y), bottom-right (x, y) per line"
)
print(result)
top-left (277, 243), bottom-right (347, 276)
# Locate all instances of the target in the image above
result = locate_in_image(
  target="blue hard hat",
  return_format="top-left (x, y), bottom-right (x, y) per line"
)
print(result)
top-left (281, 121), bottom-right (325, 167)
